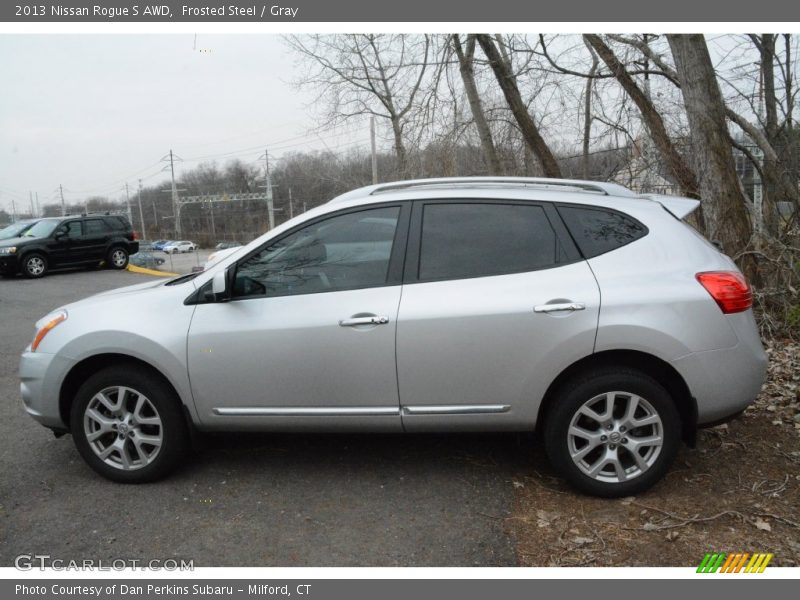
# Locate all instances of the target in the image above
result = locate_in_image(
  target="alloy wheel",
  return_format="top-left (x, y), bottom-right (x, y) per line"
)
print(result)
top-left (567, 391), bottom-right (663, 483)
top-left (111, 249), bottom-right (127, 267)
top-left (26, 256), bottom-right (45, 276)
top-left (83, 386), bottom-right (163, 471)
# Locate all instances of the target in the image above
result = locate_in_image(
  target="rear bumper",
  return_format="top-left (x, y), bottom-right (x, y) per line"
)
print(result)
top-left (671, 340), bottom-right (767, 425)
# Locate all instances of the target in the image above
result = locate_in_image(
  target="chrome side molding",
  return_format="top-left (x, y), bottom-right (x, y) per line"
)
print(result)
top-left (213, 404), bottom-right (511, 417)
top-left (402, 404), bottom-right (511, 415)
top-left (213, 406), bottom-right (400, 416)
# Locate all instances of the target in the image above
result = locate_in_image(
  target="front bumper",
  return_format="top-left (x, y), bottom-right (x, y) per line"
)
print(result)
top-left (19, 350), bottom-right (76, 431)
top-left (671, 341), bottom-right (768, 425)
top-left (0, 254), bottom-right (19, 274)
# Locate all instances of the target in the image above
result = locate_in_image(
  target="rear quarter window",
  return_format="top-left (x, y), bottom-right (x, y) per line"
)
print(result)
top-left (558, 205), bottom-right (648, 259)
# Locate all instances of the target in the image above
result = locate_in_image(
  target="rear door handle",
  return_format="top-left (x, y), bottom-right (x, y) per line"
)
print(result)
top-left (339, 316), bottom-right (390, 327)
top-left (533, 302), bottom-right (586, 313)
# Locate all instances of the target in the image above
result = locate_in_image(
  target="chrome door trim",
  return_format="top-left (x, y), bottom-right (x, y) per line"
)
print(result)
top-left (212, 406), bottom-right (400, 417)
top-left (401, 404), bottom-right (511, 415)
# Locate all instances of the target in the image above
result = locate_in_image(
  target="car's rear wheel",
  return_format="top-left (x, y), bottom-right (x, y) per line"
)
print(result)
top-left (21, 253), bottom-right (47, 278)
top-left (70, 365), bottom-right (189, 483)
top-left (107, 247), bottom-right (129, 270)
top-left (544, 368), bottom-right (680, 497)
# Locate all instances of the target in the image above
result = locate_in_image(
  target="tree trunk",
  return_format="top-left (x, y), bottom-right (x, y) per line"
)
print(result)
top-left (582, 38), bottom-right (599, 179)
top-left (452, 34), bottom-right (503, 175)
top-left (584, 34), bottom-right (699, 199)
top-left (752, 34), bottom-right (784, 236)
top-left (389, 116), bottom-right (408, 178)
top-left (667, 35), bottom-right (755, 275)
top-left (475, 34), bottom-right (562, 178)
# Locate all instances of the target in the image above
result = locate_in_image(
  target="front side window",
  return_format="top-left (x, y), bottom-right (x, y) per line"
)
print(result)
top-left (233, 206), bottom-right (400, 298)
top-left (418, 203), bottom-right (561, 281)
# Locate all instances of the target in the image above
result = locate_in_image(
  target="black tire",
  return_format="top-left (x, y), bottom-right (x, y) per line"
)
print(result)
top-left (21, 252), bottom-right (48, 278)
top-left (107, 247), bottom-right (129, 270)
top-left (70, 364), bottom-right (189, 483)
top-left (544, 368), bottom-right (680, 498)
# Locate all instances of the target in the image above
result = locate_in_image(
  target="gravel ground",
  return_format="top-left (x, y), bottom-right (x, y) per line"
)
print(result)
top-left (509, 340), bottom-right (800, 567)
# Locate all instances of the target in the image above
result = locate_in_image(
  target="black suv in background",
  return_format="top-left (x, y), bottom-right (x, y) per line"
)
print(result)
top-left (0, 214), bottom-right (139, 278)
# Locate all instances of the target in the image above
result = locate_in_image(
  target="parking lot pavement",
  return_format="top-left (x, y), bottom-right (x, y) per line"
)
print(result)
top-left (0, 269), bottom-right (521, 566)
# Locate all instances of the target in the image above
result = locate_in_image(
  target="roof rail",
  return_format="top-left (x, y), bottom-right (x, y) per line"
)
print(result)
top-left (329, 177), bottom-right (637, 204)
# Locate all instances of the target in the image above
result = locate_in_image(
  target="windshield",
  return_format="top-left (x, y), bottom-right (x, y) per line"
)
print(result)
top-left (0, 221), bottom-right (36, 240)
top-left (22, 220), bottom-right (59, 239)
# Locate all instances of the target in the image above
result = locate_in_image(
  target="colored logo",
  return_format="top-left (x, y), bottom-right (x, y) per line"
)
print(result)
top-left (697, 552), bottom-right (773, 573)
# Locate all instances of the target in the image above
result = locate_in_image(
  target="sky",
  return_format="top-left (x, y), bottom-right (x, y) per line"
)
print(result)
top-left (0, 34), bottom-right (369, 215)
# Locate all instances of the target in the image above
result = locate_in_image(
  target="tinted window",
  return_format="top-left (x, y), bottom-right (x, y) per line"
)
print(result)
top-left (84, 219), bottom-right (110, 235)
top-left (419, 203), bottom-right (560, 281)
top-left (234, 206), bottom-right (400, 298)
top-left (63, 221), bottom-right (82, 238)
top-left (558, 205), bottom-right (647, 258)
top-left (104, 216), bottom-right (128, 231)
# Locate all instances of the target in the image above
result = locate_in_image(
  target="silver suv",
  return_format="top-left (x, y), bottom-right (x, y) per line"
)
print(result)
top-left (19, 178), bottom-right (767, 496)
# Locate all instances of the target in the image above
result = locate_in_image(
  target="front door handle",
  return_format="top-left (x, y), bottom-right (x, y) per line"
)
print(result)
top-left (339, 315), bottom-right (390, 327)
top-left (533, 302), bottom-right (586, 313)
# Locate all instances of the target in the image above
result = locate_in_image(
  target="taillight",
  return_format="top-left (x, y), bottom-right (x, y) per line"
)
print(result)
top-left (132, 230), bottom-right (140, 240)
top-left (695, 271), bottom-right (753, 314)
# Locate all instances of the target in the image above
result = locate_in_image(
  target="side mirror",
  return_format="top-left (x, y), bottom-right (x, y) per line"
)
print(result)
top-left (211, 270), bottom-right (229, 301)
top-left (54, 230), bottom-right (66, 239)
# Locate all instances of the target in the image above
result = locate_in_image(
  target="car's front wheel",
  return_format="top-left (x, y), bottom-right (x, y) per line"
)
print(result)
top-left (70, 365), bottom-right (189, 483)
top-left (21, 252), bottom-right (48, 278)
top-left (544, 368), bottom-right (680, 497)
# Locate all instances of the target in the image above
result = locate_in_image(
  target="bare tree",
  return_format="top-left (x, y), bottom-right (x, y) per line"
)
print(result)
top-left (584, 34), bottom-right (700, 198)
top-left (475, 34), bottom-right (562, 178)
top-left (286, 34), bottom-right (433, 177)
top-left (667, 35), bottom-right (754, 267)
top-left (451, 34), bottom-right (502, 174)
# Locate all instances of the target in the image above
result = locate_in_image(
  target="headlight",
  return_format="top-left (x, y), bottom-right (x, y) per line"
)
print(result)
top-left (31, 310), bottom-right (68, 352)
top-left (0, 246), bottom-right (17, 254)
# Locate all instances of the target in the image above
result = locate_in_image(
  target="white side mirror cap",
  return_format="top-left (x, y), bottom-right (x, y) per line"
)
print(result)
top-left (212, 271), bottom-right (227, 295)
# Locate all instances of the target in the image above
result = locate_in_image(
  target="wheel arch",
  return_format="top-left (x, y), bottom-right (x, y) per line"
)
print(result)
top-left (536, 349), bottom-right (697, 446)
top-left (59, 353), bottom-right (191, 430)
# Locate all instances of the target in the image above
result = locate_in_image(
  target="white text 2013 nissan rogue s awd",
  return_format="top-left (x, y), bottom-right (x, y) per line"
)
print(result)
top-left (19, 177), bottom-right (767, 496)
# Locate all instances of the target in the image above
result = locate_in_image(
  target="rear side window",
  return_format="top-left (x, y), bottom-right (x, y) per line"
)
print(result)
top-left (419, 203), bottom-right (561, 281)
top-left (104, 216), bottom-right (128, 231)
top-left (558, 205), bottom-right (647, 258)
top-left (84, 219), bottom-right (111, 235)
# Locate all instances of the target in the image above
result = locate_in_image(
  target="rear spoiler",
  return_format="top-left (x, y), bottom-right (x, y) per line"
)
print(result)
top-left (640, 194), bottom-right (700, 219)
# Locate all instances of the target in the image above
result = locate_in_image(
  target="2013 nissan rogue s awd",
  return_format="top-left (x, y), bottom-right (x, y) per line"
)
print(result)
top-left (19, 177), bottom-right (768, 496)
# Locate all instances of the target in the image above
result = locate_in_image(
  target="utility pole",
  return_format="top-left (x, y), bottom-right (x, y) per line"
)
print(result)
top-left (59, 185), bottom-right (66, 216)
top-left (162, 150), bottom-right (182, 236)
top-left (370, 116), bottom-right (378, 184)
top-left (262, 147), bottom-right (275, 230)
top-left (207, 199), bottom-right (216, 238)
top-left (11, 199), bottom-right (16, 222)
top-left (137, 179), bottom-right (147, 241)
top-left (152, 198), bottom-right (158, 230)
top-left (288, 187), bottom-right (294, 219)
top-left (35, 192), bottom-right (40, 217)
top-left (123, 183), bottom-right (133, 224)
top-left (29, 192), bottom-right (35, 217)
